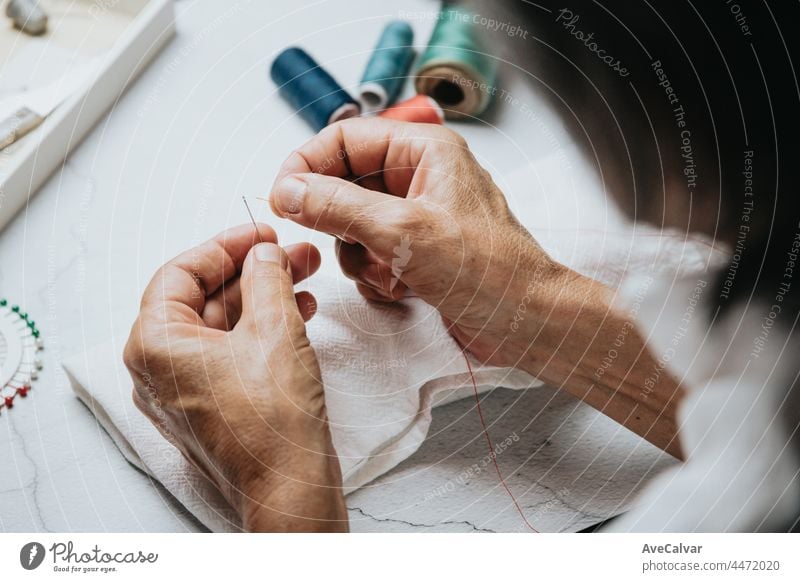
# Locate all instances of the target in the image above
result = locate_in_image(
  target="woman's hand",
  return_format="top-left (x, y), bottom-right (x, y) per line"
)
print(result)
top-left (268, 118), bottom-right (685, 458)
top-left (268, 117), bottom-right (571, 370)
top-left (123, 224), bottom-right (347, 531)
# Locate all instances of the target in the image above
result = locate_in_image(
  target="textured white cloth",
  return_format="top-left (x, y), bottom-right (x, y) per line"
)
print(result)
top-left (64, 145), bottom-right (723, 531)
top-left (66, 301), bottom-right (537, 531)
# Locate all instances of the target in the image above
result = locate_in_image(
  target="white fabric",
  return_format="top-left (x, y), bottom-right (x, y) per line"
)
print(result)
top-left (66, 306), bottom-right (536, 531)
top-left (64, 144), bottom-right (724, 531)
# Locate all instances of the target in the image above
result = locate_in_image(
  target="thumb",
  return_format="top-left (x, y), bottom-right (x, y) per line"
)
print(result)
top-left (270, 172), bottom-right (427, 259)
top-left (237, 243), bottom-right (306, 336)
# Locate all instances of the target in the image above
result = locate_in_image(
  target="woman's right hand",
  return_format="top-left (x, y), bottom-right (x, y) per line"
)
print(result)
top-left (268, 118), bottom-right (685, 458)
top-left (268, 118), bottom-right (578, 371)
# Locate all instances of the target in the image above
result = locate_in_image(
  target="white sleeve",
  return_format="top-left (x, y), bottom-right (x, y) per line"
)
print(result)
top-left (605, 373), bottom-right (800, 532)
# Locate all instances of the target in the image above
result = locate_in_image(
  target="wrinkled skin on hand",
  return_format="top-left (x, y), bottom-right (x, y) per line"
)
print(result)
top-left (124, 224), bottom-right (347, 531)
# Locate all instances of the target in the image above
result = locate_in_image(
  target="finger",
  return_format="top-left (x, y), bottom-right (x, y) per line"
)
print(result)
top-left (335, 240), bottom-right (370, 280)
top-left (202, 278), bottom-right (242, 331)
top-left (273, 117), bottom-right (466, 197)
top-left (295, 291), bottom-right (318, 322)
top-left (141, 223), bottom-right (276, 324)
top-left (237, 243), bottom-right (305, 336)
top-left (358, 265), bottom-right (407, 301)
top-left (353, 174), bottom-right (388, 194)
top-left (270, 172), bottom-right (431, 259)
top-left (200, 242), bottom-right (320, 331)
top-left (355, 282), bottom-right (397, 303)
top-left (284, 241), bottom-right (322, 283)
top-left (336, 241), bottom-right (407, 299)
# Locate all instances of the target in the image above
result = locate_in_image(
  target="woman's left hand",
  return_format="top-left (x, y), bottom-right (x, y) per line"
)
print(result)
top-left (123, 224), bottom-right (347, 531)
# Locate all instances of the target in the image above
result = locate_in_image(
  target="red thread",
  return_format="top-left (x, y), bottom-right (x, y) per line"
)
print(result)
top-left (462, 350), bottom-right (539, 532)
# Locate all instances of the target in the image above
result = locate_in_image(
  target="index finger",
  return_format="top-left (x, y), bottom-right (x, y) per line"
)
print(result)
top-left (140, 223), bottom-right (277, 323)
top-left (274, 117), bottom-right (464, 197)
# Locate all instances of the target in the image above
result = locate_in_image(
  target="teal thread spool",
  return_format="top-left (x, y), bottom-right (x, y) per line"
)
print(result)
top-left (359, 21), bottom-right (415, 111)
top-left (415, 8), bottom-right (498, 119)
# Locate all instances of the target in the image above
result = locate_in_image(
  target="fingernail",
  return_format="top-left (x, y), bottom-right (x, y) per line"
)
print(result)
top-left (254, 243), bottom-right (282, 263)
top-left (274, 176), bottom-right (306, 215)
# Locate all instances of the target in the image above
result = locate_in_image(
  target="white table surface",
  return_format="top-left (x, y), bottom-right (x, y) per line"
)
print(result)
top-left (0, 0), bottom-right (672, 532)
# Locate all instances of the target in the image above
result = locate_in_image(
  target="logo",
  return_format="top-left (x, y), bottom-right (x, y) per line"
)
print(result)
top-left (390, 235), bottom-right (413, 290)
top-left (20, 542), bottom-right (46, 570)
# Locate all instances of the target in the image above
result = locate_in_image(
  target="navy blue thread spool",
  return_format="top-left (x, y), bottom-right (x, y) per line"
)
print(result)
top-left (270, 47), bottom-right (360, 131)
top-left (358, 21), bottom-right (415, 111)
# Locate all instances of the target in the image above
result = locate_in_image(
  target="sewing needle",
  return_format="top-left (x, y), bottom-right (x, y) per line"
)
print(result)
top-left (242, 196), bottom-right (264, 244)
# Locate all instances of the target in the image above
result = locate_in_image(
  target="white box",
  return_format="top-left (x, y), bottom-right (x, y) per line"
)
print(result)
top-left (0, 0), bottom-right (175, 231)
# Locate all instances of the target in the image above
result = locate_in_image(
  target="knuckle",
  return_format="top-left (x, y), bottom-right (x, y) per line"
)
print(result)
top-left (428, 125), bottom-right (467, 150)
top-left (317, 179), bottom-right (352, 231)
top-left (123, 319), bottom-right (170, 373)
top-left (326, 178), bottom-right (350, 207)
top-left (140, 268), bottom-right (165, 309)
top-left (253, 258), bottom-right (291, 283)
top-left (123, 326), bottom-right (146, 371)
top-left (443, 127), bottom-right (468, 148)
top-left (386, 204), bottom-right (426, 233)
top-left (131, 389), bottom-right (148, 413)
top-left (329, 117), bottom-right (355, 132)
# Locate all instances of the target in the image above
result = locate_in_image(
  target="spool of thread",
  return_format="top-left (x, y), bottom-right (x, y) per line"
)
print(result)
top-left (359, 21), bottom-right (415, 111)
top-left (379, 94), bottom-right (444, 124)
top-left (415, 7), bottom-right (498, 119)
top-left (270, 47), bottom-right (360, 131)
